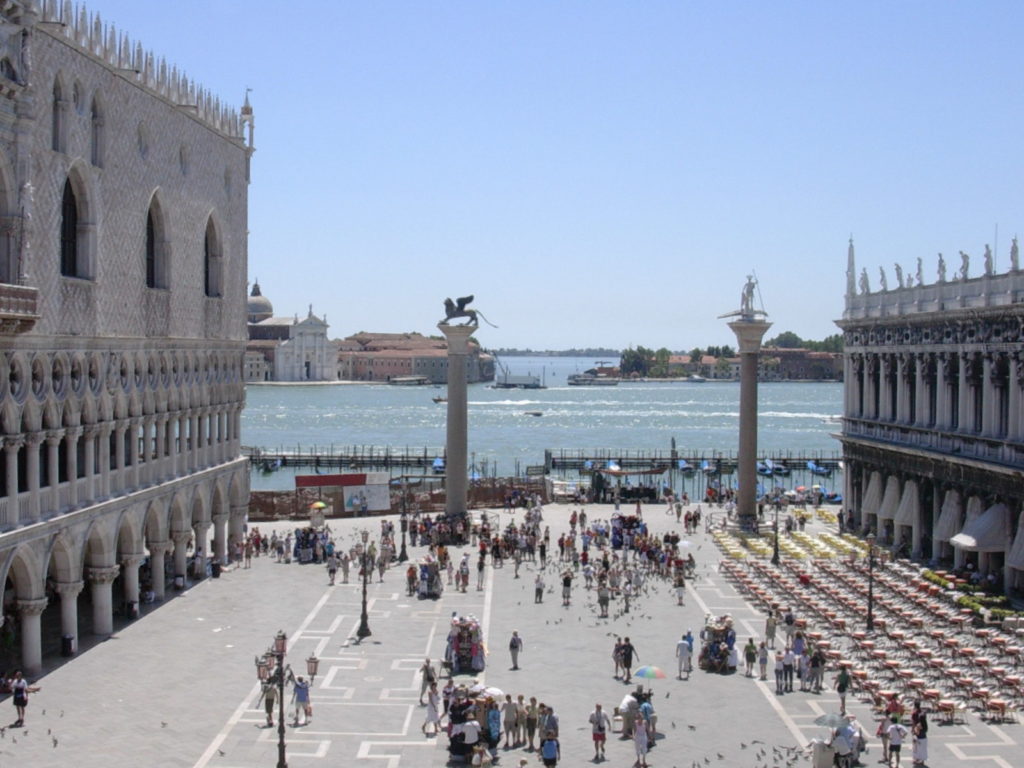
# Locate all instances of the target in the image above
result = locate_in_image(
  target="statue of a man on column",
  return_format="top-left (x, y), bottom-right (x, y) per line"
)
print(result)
top-left (740, 275), bottom-right (756, 316)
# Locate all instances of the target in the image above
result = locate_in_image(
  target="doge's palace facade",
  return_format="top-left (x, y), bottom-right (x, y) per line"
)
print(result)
top-left (838, 240), bottom-right (1024, 593)
top-left (0, 1), bottom-right (253, 672)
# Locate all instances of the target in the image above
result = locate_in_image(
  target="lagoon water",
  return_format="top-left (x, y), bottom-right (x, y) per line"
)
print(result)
top-left (243, 356), bottom-right (843, 491)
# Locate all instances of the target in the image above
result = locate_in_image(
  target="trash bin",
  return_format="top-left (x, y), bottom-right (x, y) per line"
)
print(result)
top-left (61, 634), bottom-right (76, 657)
top-left (174, 574), bottom-right (185, 590)
top-left (211, 561), bottom-right (221, 578)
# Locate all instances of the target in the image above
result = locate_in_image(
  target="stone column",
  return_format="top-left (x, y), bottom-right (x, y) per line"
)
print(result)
top-left (147, 540), bottom-right (172, 600)
top-left (178, 414), bottom-right (189, 474)
top-left (55, 580), bottom-right (84, 649)
top-left (121, 553), bottom-right (145, 615)
top-left (1009, 355), bottom-right (1023, 441)
top-left (171, 531), bottom-right (192, 586)
top-left (978, 356), bottom-right (995, 438)
top-left (843, 355), bottom-right (853, 417)
top-left (3, 437), bottom-right (23, 525)
top-left (16, 598), bottom-right (48, 675)
top-left (895, 355), bottom-right (908, 423)
top-left (957, 353), bottom-right (970, 433)
top-left (192, 521), bottom-right (211, 579)
top-left (190, 411), bottom-right (201, 470)
top-left (64, 426), bottom-right (81, 508)
top-left (155, 416), bottom-right (168, 481)
top-left (438, 322), bottom-right (478, 520)
top-left (930, 483), bottom-right (943, 562)
top-left (728, 316), bottom-right (772, 523)
top-left (98, 423), bottom-right (112, 499)
top-left (87, 565), bottom-right (120, 636)
top-left (229, 503), bottom-right (247, 560)
top-left (212, 513), bottom-right (228, 565)
top-left (82, 426), bottom-right (97, 503)
top-left (129, 418), bottom-right (141, 489)
top-left (45, 431), bottom-right (61, 516)
top-left (934, 355), bottom-right (949, 430)
top-left (914, 355), bottom-right (927, 427)
top-left (24, 432), bottom-right (42, 522)
top-left (114, 420), bottom-right (127, 493)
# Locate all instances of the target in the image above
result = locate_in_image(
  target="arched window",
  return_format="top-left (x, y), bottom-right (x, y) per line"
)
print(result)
top-left (51, 79), bottom-right (64, 152)
top-left (204, 219), bottom-right (222, 298)
top-left (90, 96), bottom-right (104, 167)
top-left (60, 179), bottom-right (79, 277)
top-left (145, 208), bottom-right (157, 288)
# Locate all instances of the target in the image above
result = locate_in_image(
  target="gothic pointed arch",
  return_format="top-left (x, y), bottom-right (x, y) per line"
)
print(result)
top-left (144, 190), bottom-right (169, 289)
top-left (60, 164), bottom-right (98, 280)
top-left (203, 215), bottom-right (222, 298)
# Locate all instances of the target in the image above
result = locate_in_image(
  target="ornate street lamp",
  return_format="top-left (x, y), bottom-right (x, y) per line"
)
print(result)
top-left (306, 654), bottom-right (320, 683)
top-left (866, 533), bottom-right (876, 632)
top-left (357, 551), bottom-right (372, 640)
top-left (399, 505), bottom-right (409, 563)
top-left (771, 504), bottom-right (781, 566)
top-left (255, 630), bottom-right (290, 768)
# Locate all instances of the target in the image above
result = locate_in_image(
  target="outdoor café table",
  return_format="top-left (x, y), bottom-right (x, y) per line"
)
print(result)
top-left (975, 629), bottom-right (992, 644)
top-left (908, 617), bottom-right (925, 629)
top-left (839, 660), bottom-right (854, 668)
top-left (922, 688), bottom-right (942, 702)
top-left (852, 631), bottom-right (867, 641)
top-left (872, 650), bottom-right (889, 662)
top-left (990, 635), bottom-right (1009, 648)
top-left (889, 630), bottom-right (906, 641)
top-left (908, 678), bottom-right (927, 692)
top-left (816, 640), bottom-right (832, 650)
top-left (929, 629), bottom-right (946, 644)
top-left (973, 656), bottom-right (992, 669)
top-left (959, 647), bottom-right (978, 660)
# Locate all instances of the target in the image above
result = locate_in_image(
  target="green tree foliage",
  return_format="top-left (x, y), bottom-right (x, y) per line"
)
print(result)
top-left (619, 346), bottom-right (653, 376)
top-left (767, 330), bottom-right (804, 348)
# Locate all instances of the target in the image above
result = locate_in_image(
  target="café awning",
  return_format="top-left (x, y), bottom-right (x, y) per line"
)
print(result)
top-left (861, 471), bottom-right (882, 516)
top-left (1008, 510), bottom-right (1024, 571)
top-left (876, 476), bottom-right (900, 521)
top-left (894, 480), bottom-right (919, 528)
top-left (933, 490), bottom-right (962, 542)
top-left (951, 502), bottom-right (1011, 552)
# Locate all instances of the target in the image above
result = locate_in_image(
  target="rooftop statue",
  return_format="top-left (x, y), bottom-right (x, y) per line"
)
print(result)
top-left (984, 244), bottom-right (993, 275)
top-left (878, 266), bottom-right (888, 292)
top-left (740, 275), bottom-right (756, 316)
top-left (916, 257), bottom-right (924, 286)
top-left (441, 295), bottom-right (498, 327)
top-left (859, 268), bottom-right (870, 294)
top-left (959, 250), bottom-right (970, 281)
top-left (937, 253), bottom-right (946, 283)
top-left (1012, 237), bottom-right (1020, 271)
top-left (894, 263), bottom-right (903, 289)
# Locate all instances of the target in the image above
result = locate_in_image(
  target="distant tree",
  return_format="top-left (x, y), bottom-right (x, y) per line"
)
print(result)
top-left (689, 347), bottom-right (703, 361)
top-left (768, 331), bottom-right (803, 348)
top-left (720, 344), bottom-right (736, 357)
top-left (715, 357), bottom-right (733, 377)
top-left (620, 346), bottom-right (652, 376)
top-left (650, 347), bottom-right (672, 377)
top-left (804, 334), bottom-right (843, 353)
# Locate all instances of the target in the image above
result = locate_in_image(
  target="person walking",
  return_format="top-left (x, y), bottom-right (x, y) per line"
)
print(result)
top-left (886, 715), bottom-right (909, 768)
top-left (326, 552), bottom-right (338, 585)
top-left (765, 610), bottom-right (777, 649)
top-left (834, 666), bottom-right (851, 715)
top-left (262, 680), bottom-right (278, 727)
top-left (597, 582), bottom-right (611, 618)
top-left (675, 634), bottom-right (692, 680)
top-left (758, 641), bottom-right (769, 680)
top-left (539, 730), bottom-right (560, 767)
top-left (743, 638), bottom-right (757, 677)
top-left (589, 702), bottom-right (611, 761)
top-left (292, 675), bottom-right (311, 726)
top-left (525, 697), bottom-right (540, 751)
top-left (621, 637), bottom-right (638, 684)
top-left (782, 645), bottom-right (795, 692)
top-left (509, 630), bottom-right (523, 670)
top-left (422, 682), bottom-right (442, 735)
top-left (419, 658), bottom-right (436, 705)
top-left (632, 718), bottom-right (649, 768)
top-left (534, 573), bottom-right (545, 604)
top-left (910, 701), bottom-right (928, 766)
top-left (9, 671), bottom-right (39, 727)
top-left (561, 570), bottom-right (573, 606)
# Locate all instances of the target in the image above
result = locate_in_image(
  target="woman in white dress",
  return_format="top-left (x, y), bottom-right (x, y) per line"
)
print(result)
top-left (422, 682), bottom-right (442, 735)
top-left (632, 718), bottom-right (649, 768)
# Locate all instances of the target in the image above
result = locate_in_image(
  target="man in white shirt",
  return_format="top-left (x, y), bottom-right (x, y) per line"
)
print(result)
top-left (588, 703), bottom-right (611, 760)
top-left (675, 635), bottom-right (692, 679)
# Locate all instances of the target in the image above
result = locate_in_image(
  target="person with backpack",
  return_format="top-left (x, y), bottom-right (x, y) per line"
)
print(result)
top-left (509, 630), bottom-right (523, 670)
top-left (539, 730), bottom-right (560, 767)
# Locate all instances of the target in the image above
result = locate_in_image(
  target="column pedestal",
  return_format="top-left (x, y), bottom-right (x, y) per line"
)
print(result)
top-left (438, 322), bottom-right (478, 520)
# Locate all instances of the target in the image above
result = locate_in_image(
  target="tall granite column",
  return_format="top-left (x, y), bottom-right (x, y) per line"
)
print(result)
top-left (438, 322), bottom-right (478, 520)
top-left (728, 316), bottom-right (771, 524)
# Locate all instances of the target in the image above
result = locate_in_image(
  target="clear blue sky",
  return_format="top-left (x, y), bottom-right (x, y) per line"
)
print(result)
top-left (94, 1), bottom-right (1024, 350)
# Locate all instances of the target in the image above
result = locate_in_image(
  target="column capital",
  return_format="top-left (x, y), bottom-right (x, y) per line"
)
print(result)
top-left (436, 321), bottom-right (477, 354)
top-left (17, 597), bottom-right (48, 616)
top-left (147, 540), bottom-right (173, 556)
top-left (65, 425), bottom-right (83, 439)
top-left (54, 580), bottom-right (85, 598)
top-left (86, 565), bottom-right (121, 585)
top-left (121, 552), bottom-right (146, 568)
top-left (211, 512), bottom-right (228, 525)
top-left (45, 430), bottom-right (63, 446)
top-left (83, 424), bottom-right (102, 439)
top-left (25, 431), bottom-right (44, 447)
top-left (171, 531), bottom-right (193, 547)
top-left (4, 435), bottom-right (25, 452)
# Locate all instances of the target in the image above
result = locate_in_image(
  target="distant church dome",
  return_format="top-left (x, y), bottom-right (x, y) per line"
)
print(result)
top-left (247, 280), bottom-right (273, 322)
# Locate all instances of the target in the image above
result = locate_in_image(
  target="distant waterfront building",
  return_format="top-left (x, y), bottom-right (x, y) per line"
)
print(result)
top-left (837, 239), bottom-right (1024, 592)
top-left (245, 281), bottom-right (335, 381)
top-left (0, 2), bottom-right (253, 672)
top-left (337, 332), bottom-right (494, 383)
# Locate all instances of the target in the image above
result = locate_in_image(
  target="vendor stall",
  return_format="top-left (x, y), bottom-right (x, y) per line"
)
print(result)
top-left (698, 613), bottom-right (737, 674)
top-left (417, 556), bottom-right (444, 599)
top-left (445, 615), bottom-right (486, 675)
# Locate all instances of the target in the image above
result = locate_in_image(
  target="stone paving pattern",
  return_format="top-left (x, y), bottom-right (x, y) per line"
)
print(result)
top-left (3, 503), bottom-right (1019, 768)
